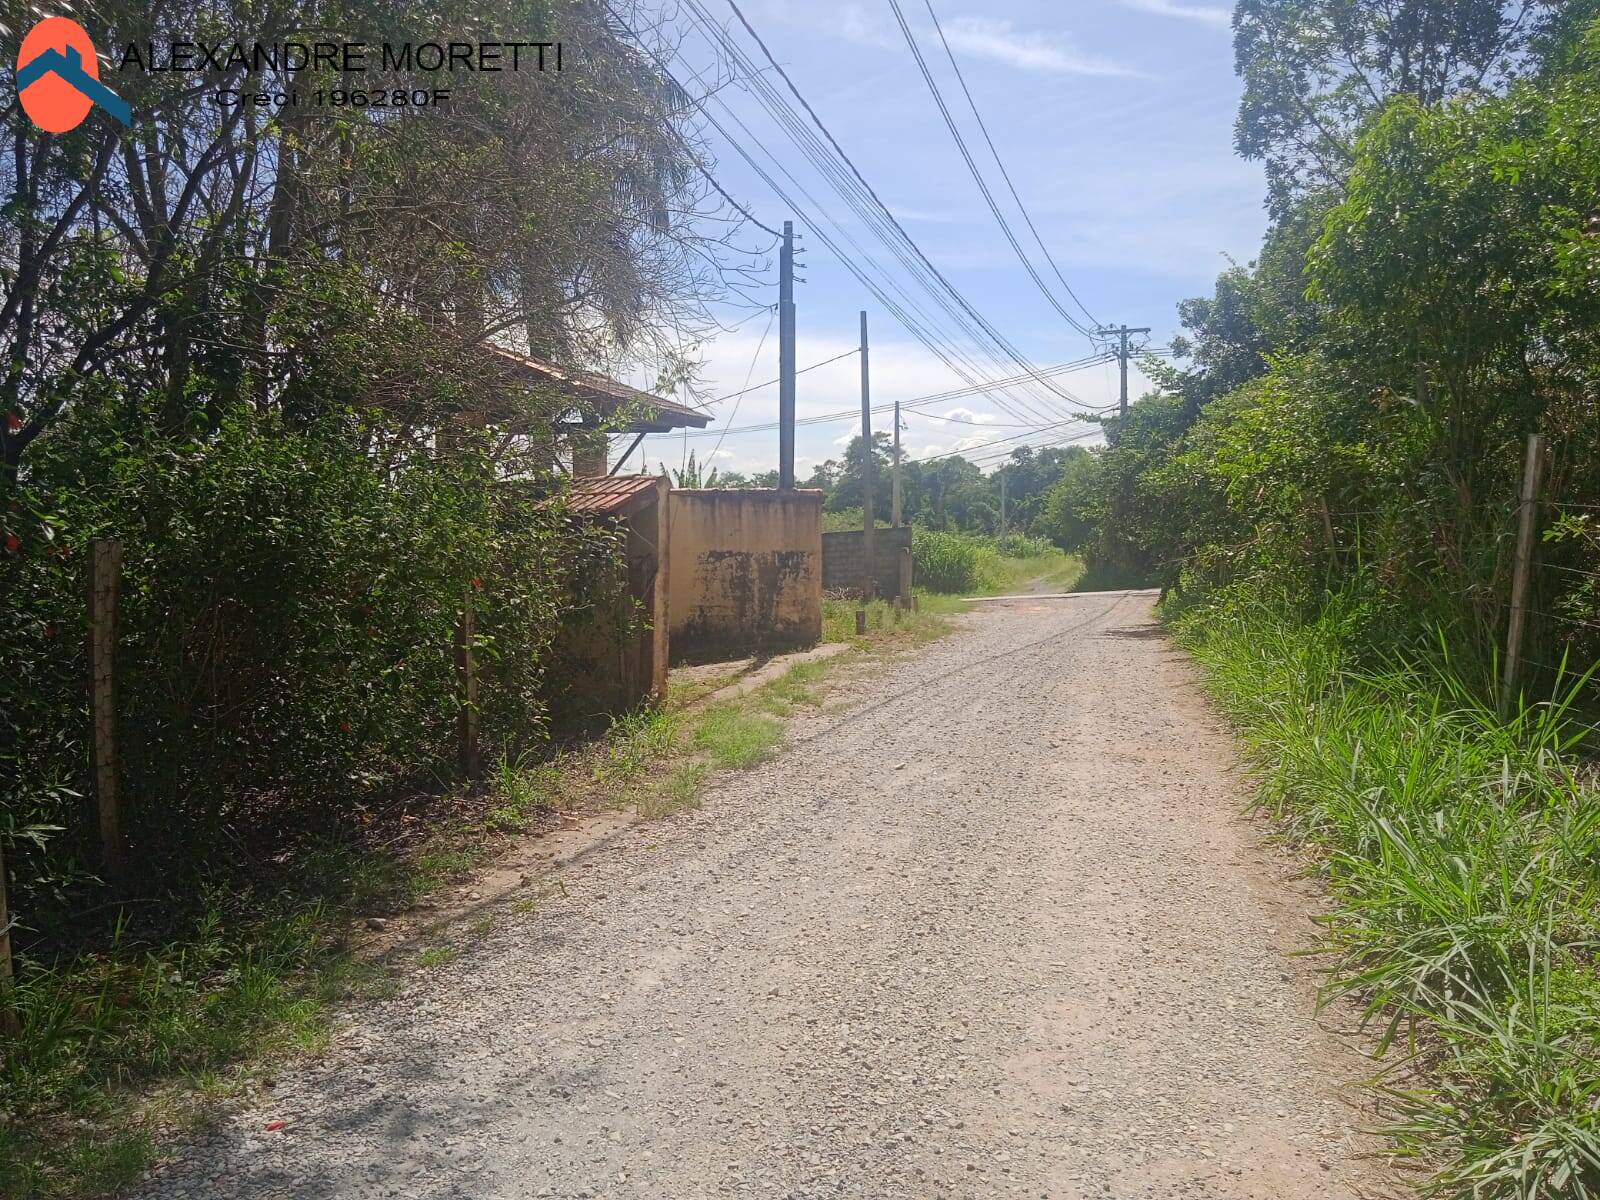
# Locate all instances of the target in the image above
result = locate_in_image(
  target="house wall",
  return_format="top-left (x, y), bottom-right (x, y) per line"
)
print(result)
top-left (667, 489), bottom-right (823, 663)
top-left (821, 526), bottom-right (913, 597)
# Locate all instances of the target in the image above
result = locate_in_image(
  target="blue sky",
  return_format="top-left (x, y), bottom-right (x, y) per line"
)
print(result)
top-left (620, 0), bottom-right (1268, 478)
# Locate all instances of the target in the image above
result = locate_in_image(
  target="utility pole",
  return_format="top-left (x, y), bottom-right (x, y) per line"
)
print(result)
top-left (1099, 324), bottom-right (1151, 419)
top-left (999, 469), bottom-right (1007, 537)
top-left (859, 310), bottom-right (876, 600)
top-left (891, 399), bottom-right (903, 527)
top-left (778, 221), bottom-right (797, 489)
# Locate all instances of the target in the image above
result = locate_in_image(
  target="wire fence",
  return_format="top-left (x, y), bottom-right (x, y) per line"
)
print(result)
top-left (1514, 459), bottom-right (1600, 741)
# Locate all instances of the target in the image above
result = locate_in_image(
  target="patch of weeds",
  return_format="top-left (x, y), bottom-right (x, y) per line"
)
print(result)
top-left (509, 897), bottom-right (539, 915)
top-left (667, 671), bottom-right (741, 708)
top-left (693, 705), bottom-right (783, 769)
top-left (0, 901), bottom-right (339, 1199)
top-left (638, 762), bottom-right (709, 820)
top-left (468, 915), bottom-right (494, 937)
top-left (488, 753), bottom-right (559, 832)
top-left (822, 596), bottom-right (959, 648)
top-left (595, 707), bottom-right (681, 793)
top-left (412, 833), bottom-right (488, 897)
top-left (759, 661), bottom-right (830, 716)
top-left (415, 945), bottom-right (458, 970)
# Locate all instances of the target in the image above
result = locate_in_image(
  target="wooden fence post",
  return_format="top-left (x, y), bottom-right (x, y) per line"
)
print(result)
top-left (88, 538), bottom-right (124, 875)
top-left (1500, 433), bottom-right (1545, 715)
top-left (456, 590), bottom-right (480, 780)
top-left (0, 836), bottom-right (16, 1035)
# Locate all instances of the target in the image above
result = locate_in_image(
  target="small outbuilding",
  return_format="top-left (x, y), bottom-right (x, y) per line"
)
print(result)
top-left (558, 474), bottom-right (672, 716)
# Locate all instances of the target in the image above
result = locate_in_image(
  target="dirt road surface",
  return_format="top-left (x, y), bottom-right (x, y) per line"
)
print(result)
top-left (134, 591), bottom-right (1395, 1200)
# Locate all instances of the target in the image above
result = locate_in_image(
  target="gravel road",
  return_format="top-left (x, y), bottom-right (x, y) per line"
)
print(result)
top-left (133, 591), bottom-right (1396, 1200)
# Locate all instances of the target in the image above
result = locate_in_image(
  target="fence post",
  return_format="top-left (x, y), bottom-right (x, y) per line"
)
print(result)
top-left (854, 609), bottom-right (867, 636)
top-left (0, 836), bottom-right (15, 1035)
top-left (898, 544), bottom-right (913, 605)
top-left (1500, 433), bottom-right (1545, 715)
top-left (456, 590), bottom-right (480, 780)
top-left (88, 538), bottom-right (124, 875)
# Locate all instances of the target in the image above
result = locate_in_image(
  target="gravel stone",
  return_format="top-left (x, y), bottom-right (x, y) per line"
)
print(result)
top-left (133, 591), bottom-right (1399, 1199)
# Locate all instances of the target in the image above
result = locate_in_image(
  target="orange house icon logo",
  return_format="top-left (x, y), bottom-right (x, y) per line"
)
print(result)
top-left (16, 17), bottom-right (130, 131)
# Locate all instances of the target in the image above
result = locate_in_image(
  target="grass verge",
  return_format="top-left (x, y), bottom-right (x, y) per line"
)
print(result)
top-left (2, 588), bottom-right (970, 1199)
top-left (1171, 590), bottom-right (1600, 1197)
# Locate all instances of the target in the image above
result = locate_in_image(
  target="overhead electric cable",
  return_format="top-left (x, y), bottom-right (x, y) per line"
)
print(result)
top-left (887, 0), bottom-right (1097, 338)
top-left (917, 0), bottom-right (1101, 330)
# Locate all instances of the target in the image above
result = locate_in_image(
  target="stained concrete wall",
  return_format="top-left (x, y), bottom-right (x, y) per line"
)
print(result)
top-left (668, 489), bottom-right (823, 663)
top-left (821, 526), bottom-right (912, 597)
top-left (556, 477), bottom-right (670, 722)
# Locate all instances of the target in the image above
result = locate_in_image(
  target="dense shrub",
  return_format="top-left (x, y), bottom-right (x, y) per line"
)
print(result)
top-left (910, 529), bottom-right (998, 594)
top-left (1, 402), bottom-right (617, 936)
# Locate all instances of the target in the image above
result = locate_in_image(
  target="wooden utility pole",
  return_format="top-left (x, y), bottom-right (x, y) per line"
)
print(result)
top-left (778, 220), bottom-right (797, 490)
top-left (891, 399), bottom-right (903, 528)
top-left (1099, 324), bottom-right (1151, 419)
top-left (1500, 433), bottom-right (1546, 714)
top-left (859, 310), bottom-right (876, 601)
top-left (88, 538), bottom-right (124, 875)
top-left (456, 590), bottom-right (480, 780)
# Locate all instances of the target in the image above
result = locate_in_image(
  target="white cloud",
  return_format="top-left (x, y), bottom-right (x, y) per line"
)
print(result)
top-left (941, 17), bottom-right (1142, 77)
top-left (1119, 0), bottom-right (1231, 28)
top-left (928, 407), bottom-right (997, 425)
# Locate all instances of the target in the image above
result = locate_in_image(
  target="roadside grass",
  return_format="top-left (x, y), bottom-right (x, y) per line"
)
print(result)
top-left (987, 549), bottom-right (1083, 594)
top-left (1172, 592), bottom-right (1600, 1197)
top-left (414, 945), bottom-right (459, 970)
top-left (637, 762), bottom-right (710, 820)
top-left (693, 704), bottom-right (784, 768)
top-left (2, 586), bottom-right (968, 1199)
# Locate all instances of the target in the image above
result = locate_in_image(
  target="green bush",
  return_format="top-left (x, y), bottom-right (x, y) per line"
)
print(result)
top-left (1, 401), bottom-right (617, 937)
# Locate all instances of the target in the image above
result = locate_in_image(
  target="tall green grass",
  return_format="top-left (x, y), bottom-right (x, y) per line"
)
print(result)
top-left (910, 528), bottom-right (1081, 595)
top-left (1174, 593), bottom-right (1600, 1197)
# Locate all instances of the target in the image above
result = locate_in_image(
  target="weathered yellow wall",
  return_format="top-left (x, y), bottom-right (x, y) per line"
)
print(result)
top-left (554, 477), bottom-right (670, 722)
top-left (667, 489), bottom-right (823, 663)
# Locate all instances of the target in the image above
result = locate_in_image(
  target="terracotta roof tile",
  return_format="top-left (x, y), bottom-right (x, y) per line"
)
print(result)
top-left (568, 474), bottom-right (664, 516)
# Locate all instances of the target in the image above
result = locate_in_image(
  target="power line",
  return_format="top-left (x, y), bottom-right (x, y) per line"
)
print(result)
top-left (890, 0), bottom-right (1098, 338)
top-left (711, 0), bottom-right (1093, 415)
top-left (705, 346), bottom-right (859, 406)
top-left (709, 305), bottom-right (777, 464)
top-left (676, 351), bottom-right (1116, 439)
top-left (918, 0), bottom-right (1100, 331)
top-left (620, 3), bottom-right (1073, 429)
top-left (912, 420), bottom-right (1102, 465)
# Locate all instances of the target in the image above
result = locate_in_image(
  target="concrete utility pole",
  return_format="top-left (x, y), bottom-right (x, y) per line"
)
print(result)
top-left (891, 399), bottom-right (903, 527)
top-left (859, 310), bottom-right (876, 600)
top-left (1099, 324), bottom-right (1151, 419)
top-left (778, 221), bottom-right (797, 489)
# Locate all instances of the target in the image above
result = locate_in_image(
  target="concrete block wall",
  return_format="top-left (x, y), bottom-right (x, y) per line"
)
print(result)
top-left (667, 489), bottom-right (823, 663)
top-left (821, 526), bottom-right (912, 597)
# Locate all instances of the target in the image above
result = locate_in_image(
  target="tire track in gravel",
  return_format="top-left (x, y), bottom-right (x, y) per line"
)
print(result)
top-left (131, 590), bottom-right (1399, 1200)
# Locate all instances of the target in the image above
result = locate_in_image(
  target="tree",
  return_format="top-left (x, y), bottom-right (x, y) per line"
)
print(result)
top-left (1233, 0), bottom-right (1557, 212)
top-left (0, 0), bottom-right (751, 485)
